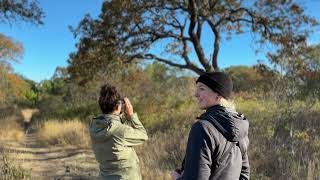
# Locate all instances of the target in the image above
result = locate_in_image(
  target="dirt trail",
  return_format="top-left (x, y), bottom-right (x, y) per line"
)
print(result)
top-left (1, 129), bottom-right (99, 180)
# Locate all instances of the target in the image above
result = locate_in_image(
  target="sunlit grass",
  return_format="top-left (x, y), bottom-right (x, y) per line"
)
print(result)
top-left (0, 151), bottom-right (32, 180)
top-left (137, 130), bottom-right (187, 180)
top-left (0, 116), bottom-right (25, 141)
top-left (37, 119), bottom-right (90, 147)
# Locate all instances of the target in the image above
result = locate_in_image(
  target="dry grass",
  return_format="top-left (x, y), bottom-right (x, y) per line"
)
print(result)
top-left (37, 120), bottom-right (90, 147)
top-left (0, 109), bottom-right (30, 178)
top-left (0, 151), bottom-right (32, 180)
top-left (137, 130), bottom-right (188, 180)
top-left (0, 116), bottom-right (25, 141)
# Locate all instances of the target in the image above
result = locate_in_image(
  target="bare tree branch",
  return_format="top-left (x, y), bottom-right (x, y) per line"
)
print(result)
top-left (68, 0), bottom-right (318, 79)
top-left (188, 0), bottom-right (211, 72)
top-left (206, 19), bottom-right (220, 71)
top-left (129, 53), bottom-right (204, 74)
top-left (197, 17), bottom-right (203, 40)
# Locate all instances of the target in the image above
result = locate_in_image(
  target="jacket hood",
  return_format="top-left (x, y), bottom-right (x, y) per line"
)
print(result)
top-left (199, 105), bottom-right (249, 142)
top-left (90, 114), bottom-right (119, 134)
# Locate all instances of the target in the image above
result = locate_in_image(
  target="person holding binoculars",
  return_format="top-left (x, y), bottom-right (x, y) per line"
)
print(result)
top-left (89, 83), bottom-right (148, 180)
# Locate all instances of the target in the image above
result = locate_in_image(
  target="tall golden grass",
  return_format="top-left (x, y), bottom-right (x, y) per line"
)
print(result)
top-left (37, 120), bottom-right (90, 147)
top-left (137, 130), bottom-right (188, 179)
top-left (0, 116), bottom-right (25, 141)
top-left (0, 108), bottom-right (30, 179)
top-left (0, 151), bottom-right (32, 180)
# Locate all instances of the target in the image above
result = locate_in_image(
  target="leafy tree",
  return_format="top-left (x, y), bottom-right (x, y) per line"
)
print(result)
top-left (0, 0), bottom-right (44, 105)
top-left (0, 0), bottom-right (44, 63)
top-left (34, 67), bottom-right (69, 101)
top-left (67, 46), bottom-right (121, 85)
top-left (225, 64), bottom-right (279, 93)
top-left (0, 34), bottom-right (24, 103)
top-left (0, 0), bottom-right (44, 24)
top-left (0, 33), bottom-right (23, 63)
top-left (0, 61), bottom-right (32, 105)
top-left (69, 0), bottom-right (318, 78)
top-left (225, 65), bottom-right (262, 92)
top-left (145, 61), bottom-right (173, 82)
top-left (269, 44), bottom-right (320, 100)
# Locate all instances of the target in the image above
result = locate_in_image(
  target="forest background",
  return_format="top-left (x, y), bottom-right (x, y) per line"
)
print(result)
top-left (0, 0), bottom-right (320, 179)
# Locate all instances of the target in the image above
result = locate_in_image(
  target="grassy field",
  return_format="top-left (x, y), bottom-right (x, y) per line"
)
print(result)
top-left (0, 97), bottom-right (319, 179)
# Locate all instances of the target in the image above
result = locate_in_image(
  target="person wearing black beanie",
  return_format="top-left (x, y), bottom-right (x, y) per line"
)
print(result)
top-left (172, 72), bottom-right (250, 180)
top-left (196, 72), bottom-right (233, 100)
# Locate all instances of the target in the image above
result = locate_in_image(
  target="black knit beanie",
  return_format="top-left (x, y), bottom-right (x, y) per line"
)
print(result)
top-left (196, 72), bottom-right (233, 99)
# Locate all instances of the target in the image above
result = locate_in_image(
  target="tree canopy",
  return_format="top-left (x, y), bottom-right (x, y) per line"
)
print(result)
top-left (69, 0), bottom-right (318, 79)
top-left (0, 0), bottom-right (44, 25)
top-left (0, 0), bottom-right (44, 63)
top-left (0, 33), bottom-right (23, 63)
top-left (269, 44), bottom-right (320, 99)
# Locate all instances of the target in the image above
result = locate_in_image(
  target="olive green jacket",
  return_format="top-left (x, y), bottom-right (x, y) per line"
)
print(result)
top-left (89, 113), bottom-right (148, 180)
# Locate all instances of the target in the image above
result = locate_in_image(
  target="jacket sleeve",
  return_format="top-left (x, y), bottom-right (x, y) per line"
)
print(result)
top-left (239, 135), bottom-right (250, 180)
top-left (112, 113), bottom-right (148, 146)
top-left (178, 121), bottom-right (213, 180)
top-left (240, 151), bottom-right (250, 180)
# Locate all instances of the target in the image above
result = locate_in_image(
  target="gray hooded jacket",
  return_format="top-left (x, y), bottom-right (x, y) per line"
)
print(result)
top-left (178, 105), bottom-right (250, 180)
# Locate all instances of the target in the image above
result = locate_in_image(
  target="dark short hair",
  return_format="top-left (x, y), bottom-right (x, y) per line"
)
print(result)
top-left (98, 83), bottom-right (121, 114)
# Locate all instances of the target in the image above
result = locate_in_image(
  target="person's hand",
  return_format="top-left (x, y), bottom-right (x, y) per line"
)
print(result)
top-left (123, 97), bottom-right (134, 118)
top-left (171, 170), bottom-right (181, 180)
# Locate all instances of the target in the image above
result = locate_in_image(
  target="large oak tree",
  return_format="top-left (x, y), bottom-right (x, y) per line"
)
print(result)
top-left (69, 0), bottom-right (318, 80)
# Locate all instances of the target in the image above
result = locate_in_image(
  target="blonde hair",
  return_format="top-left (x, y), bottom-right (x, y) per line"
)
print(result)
top-left (220, 98), bottom-right (236, 112)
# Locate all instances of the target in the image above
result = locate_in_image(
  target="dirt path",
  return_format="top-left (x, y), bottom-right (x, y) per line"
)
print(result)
top-left (1, 130), bottom-right (99, 180)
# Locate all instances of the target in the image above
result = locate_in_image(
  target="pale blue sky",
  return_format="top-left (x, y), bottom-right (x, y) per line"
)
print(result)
top-left (1, 0), bottom-right (319, 82)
